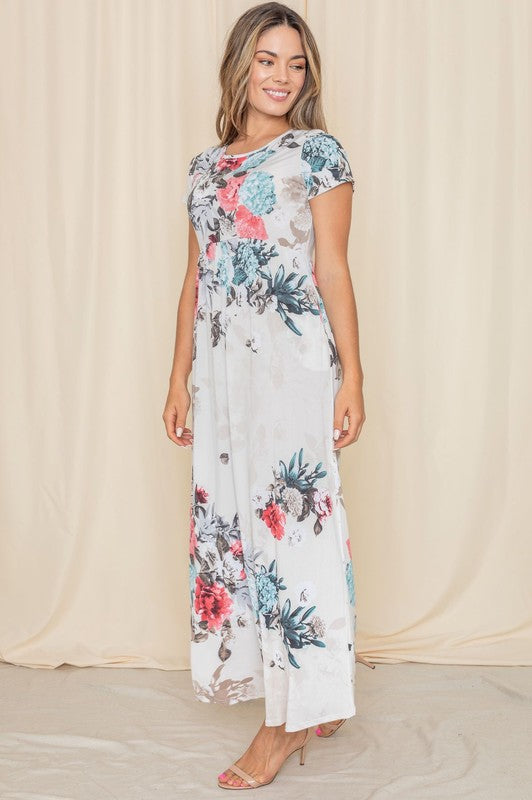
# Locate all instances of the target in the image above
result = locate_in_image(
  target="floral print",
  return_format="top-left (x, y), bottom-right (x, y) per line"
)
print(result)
top-left (301, 131), bottom-right (355, 198)
top-left (253, 556), bottom-right (327, 670)
top-left (183, 128), bottom-right (357, 732)
top-left (255, 448), bottom-right (333, 538)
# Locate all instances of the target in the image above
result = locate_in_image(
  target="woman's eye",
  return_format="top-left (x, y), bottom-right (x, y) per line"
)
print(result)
top-left (258, 60), bottom-right (305, 70)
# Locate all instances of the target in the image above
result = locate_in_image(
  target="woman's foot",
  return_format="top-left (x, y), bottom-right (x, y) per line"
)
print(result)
top-left (315, 718), bottom-right (345, 736)
top-left (218, 720), bottom-right (308, 788)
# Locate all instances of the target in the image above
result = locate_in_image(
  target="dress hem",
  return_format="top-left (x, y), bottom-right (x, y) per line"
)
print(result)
top-left (265, 707), bottom-right (356, 733)
top-left (192, 688), bottom-right (356, 733)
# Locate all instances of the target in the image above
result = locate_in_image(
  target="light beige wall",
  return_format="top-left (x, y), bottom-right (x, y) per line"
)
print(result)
top-left (0, 0), bottom-right (530, 670)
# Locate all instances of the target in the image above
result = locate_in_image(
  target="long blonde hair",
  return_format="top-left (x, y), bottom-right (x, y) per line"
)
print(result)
top-left (216, 2), bottom-right (327, 146)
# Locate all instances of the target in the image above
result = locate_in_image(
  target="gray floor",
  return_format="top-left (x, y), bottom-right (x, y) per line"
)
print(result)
top-left (0, 661), bottom-right (530, 799)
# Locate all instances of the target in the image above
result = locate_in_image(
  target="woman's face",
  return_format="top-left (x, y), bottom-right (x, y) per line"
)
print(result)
top-left (246, 25), bottom-right (307, 124)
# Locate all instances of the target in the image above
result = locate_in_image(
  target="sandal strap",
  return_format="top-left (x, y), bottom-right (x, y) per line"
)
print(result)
top-left (229, 762), bottom-right (260, 787)
top-left (224, 728), bottom-right (311, 786)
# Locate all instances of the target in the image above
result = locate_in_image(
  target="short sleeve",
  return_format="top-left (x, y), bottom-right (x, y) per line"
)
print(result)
top-left (182, 146), bottom-right (219, 206)
top-left (181, 153), bottom-right (200, 206)
top-left (300, 131), bottom-right (355, 199)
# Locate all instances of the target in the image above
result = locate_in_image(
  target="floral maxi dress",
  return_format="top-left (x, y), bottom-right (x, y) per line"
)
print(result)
top-left (182, 127), bottom-right (357, 732)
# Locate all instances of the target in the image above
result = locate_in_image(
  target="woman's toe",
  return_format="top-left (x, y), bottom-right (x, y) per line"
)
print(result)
top-left (227, 770), bottom-right (238, 786)
top-left (219, 764), bottom-right (251, 787)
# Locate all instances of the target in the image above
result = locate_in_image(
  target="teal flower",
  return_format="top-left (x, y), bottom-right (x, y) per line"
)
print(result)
top-left (301, 133), bottom-right (352, 197)
top-left (218, 261), bottom-right (229, 288)
top-left (345, 560), bottom-right (355, 606)
top-left (240, 171), bottom-right (275, 216)
top-left (256, 571), bottom-right (278, 614)
top-left (232, 241), bottom-right (269, 287)
top-left (301, 133), bottom-right (342, 173)
top-left (254, 559), bottom-right (286, 623)
top-left (215, 241), bottom-right (232, 289)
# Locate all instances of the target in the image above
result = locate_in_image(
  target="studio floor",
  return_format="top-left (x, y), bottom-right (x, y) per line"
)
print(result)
top-left (0, 660), bottom-right (529, 799)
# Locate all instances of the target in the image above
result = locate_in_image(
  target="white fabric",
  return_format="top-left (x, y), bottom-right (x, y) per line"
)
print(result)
top-left (185, 129), bottom-right (357, 731)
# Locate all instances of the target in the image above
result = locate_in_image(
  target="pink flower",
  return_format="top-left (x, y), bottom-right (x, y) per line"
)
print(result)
top-left (194, 576), bottom-right (233, 631)
top-left (234, 205), bottom-right (267, 240)
top-left (217, 175), bottom-right (245, 212)
top-left (195, 486), bottom-right (208, 504)
top-left (206, 239), bottom-right (217, 260)
top-left (230, 540), bottom-right (243, 557)
top-left (239, 569), bottom-right (246, 581)
top-left (346, 537), bottom-right (352, 558)
top-left (261, 502), bottom-right (286, 540)
top-left (313, 488), bottom-right (333, 521)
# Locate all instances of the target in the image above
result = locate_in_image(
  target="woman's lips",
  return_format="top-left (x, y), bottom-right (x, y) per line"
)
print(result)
top-left (263, 88), bottom-right (290, 102)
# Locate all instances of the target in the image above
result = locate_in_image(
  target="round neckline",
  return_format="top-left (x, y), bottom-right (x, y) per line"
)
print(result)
top-left (222, 128), bottom-right (295, 158)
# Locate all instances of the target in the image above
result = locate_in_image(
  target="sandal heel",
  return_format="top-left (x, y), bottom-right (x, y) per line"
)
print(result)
top-left (298, 726), bottom-right (312, 765)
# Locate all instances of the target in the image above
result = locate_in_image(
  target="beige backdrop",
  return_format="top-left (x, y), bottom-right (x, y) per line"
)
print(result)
top-left (0, 0), bottom-right (530, 671)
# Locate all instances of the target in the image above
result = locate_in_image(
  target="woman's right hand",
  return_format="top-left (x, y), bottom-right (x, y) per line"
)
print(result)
top-left (162, 383), bottom-right (194, 447)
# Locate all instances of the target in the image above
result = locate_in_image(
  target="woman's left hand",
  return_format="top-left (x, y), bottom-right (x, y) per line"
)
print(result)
top-left (333, 380), bottom-right (366, 449)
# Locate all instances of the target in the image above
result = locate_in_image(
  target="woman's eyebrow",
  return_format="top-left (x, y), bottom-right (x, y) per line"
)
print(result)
top-left (255, 49), bottom-right (307, 60)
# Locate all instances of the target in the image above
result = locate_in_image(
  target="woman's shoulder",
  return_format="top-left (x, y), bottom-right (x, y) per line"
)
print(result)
top-left (298, 128), bottom-right (349, 150)
top-left (293, 128), bottom-right (353, 164)
top-left (297, 129), bottom-right (355, 198)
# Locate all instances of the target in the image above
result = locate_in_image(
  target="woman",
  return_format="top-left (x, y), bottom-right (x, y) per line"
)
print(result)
top-left (163, 1), bottom-right (365, 790)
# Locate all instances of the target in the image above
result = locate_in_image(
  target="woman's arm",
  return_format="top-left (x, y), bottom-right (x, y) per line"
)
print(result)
top-left (162, 219), bottom-right (199, 446)
top-left (310, 183), bottom-right (366, 448)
